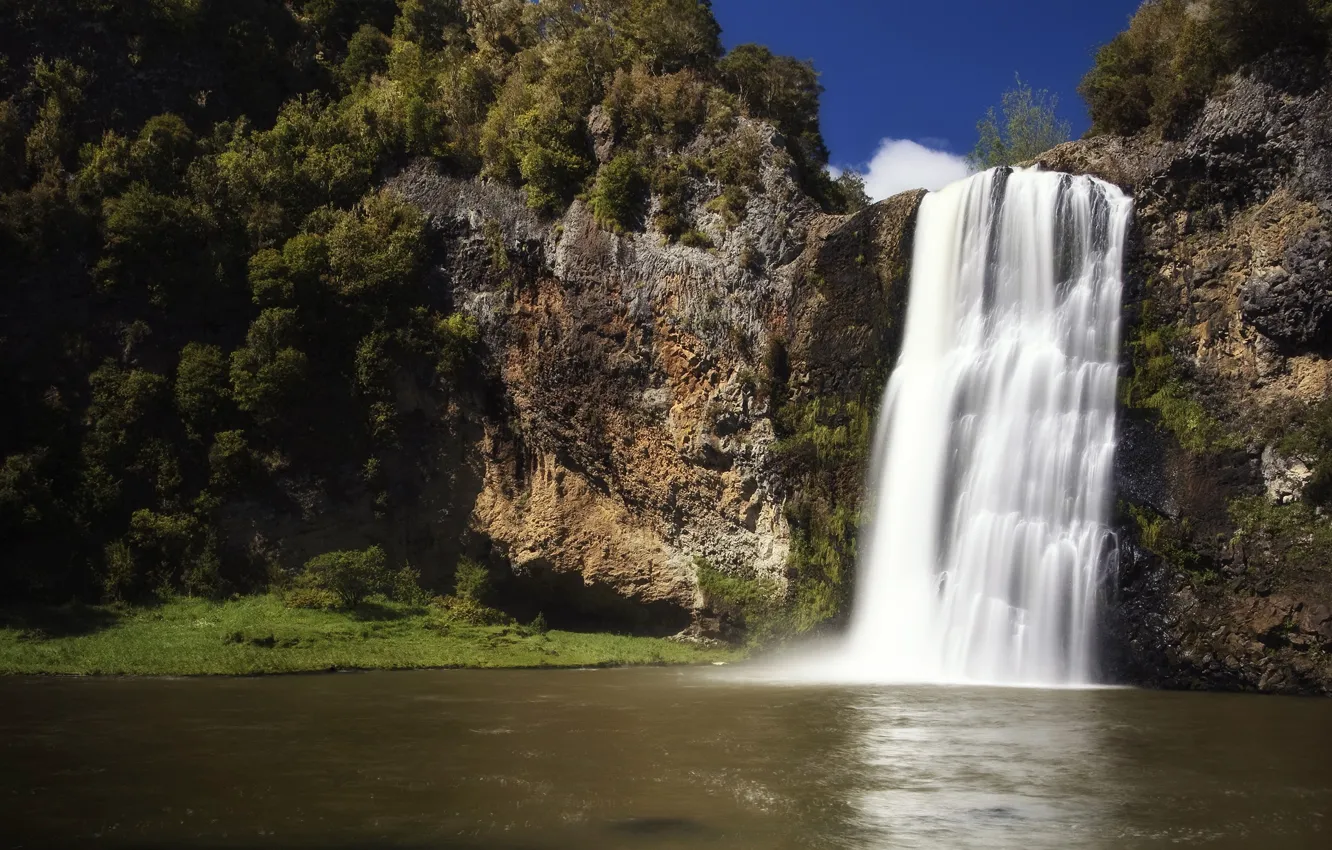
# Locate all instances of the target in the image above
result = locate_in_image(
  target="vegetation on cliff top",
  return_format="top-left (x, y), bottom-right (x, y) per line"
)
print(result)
top-left (968, 76), bottom-right (1071, 170)
top-left (0, 0), bottom-right (854, 611)
top-left (1081, 0), bottom-right (1332, 138)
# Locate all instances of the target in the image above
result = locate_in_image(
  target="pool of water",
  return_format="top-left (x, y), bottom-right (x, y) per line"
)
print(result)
top-left (2, 668), bottom-right (1330, 848)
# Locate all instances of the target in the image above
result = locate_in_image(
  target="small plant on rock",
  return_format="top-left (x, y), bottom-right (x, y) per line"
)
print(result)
top-left (589, 152), bottom-right (649, 232)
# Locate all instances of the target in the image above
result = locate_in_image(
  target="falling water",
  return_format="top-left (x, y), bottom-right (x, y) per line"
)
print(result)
top-left (838, 167), bottom-right (1132, 686)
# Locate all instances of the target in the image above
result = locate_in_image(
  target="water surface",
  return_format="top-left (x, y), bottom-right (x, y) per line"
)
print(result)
top-left (3, 669), bottom-right (1329, 848)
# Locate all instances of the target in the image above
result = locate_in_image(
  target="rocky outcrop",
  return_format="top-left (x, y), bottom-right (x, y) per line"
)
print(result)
top-left (1039, 51), bottom-right (1332, 695)
top-left (1240, 227), bottom-right (1332, 351)
top-left (381, 126), bottom-right (920, 634)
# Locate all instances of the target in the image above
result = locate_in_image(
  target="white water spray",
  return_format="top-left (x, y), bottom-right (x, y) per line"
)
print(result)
top-left (834, 167), bottom-right (1132, 686)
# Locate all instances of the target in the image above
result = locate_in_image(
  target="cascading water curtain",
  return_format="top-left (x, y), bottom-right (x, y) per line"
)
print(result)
top-left (843, 167), bottom-right (1132, 686)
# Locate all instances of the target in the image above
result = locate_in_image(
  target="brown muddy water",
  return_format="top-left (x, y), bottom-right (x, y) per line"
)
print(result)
top-left (2, 668), bottom-right (1330, 849)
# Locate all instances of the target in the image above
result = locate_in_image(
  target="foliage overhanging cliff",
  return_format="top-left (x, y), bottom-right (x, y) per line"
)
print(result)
top-left (0, 0), bottom-right (880, 632)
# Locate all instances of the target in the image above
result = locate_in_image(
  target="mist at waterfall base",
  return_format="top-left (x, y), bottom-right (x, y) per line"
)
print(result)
top-left (770, 167), bottom-right (1133, 687)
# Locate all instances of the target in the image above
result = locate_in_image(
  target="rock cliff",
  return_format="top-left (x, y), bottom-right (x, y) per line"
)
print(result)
top-left (373, 127), bottom-right (919, 635)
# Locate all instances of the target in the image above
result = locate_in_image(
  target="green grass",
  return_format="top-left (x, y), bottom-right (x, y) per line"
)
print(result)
top-left (0, 595), bottom-right (743, 676)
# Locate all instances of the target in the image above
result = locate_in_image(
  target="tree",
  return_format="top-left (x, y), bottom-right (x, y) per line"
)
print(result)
top-left (300, 545), bottom-right (389, 608)
top-left (589, 152), bottom-right (648, 232)
top-left (718, 44), bottom-right (828, 170)
top-left (175, 343), bottom-right (231, 438)
top-left (340, 25), bottom-right (392, 86)
top-left (0, 0), bottom-right (857, 606)
top-left (1080, 0), bottom-right (1332, 138)
top-left (831, 170), bottom-right (869, 214)
top-left (967, 76), bottom-right (1071, 170)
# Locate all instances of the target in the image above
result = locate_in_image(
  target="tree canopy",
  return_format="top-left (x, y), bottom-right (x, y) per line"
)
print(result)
top-left (1080, 0), bottom-right (1332, 138)
top-left (0, 0), bottom-right (851, 604)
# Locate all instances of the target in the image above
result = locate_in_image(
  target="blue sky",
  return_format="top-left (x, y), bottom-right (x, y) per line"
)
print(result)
top-left (711, 0), bottom-right (1144, 197)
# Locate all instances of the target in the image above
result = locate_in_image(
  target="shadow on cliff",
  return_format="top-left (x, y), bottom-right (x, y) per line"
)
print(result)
top-left (487, 554), bottom-right (693, 637)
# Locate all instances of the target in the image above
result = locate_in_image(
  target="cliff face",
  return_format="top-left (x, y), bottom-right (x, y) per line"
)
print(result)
top-left (352, 127), bottom-right (921, 634)
top-left (1038, 51), bottom-right (1332, 695)
top-left (212, 48), bottom-right (1332, 690)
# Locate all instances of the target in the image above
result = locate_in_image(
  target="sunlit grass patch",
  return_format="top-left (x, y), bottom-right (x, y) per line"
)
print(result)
top-left (0, 595), bottom-right (743, 676)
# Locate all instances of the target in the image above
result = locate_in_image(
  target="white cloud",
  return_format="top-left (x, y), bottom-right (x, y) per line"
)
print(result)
top-left (848, 139), bottom-right (973, 202)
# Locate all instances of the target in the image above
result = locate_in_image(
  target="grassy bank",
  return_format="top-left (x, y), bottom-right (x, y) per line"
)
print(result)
top-left (0, 596), bottom-right (742, 676)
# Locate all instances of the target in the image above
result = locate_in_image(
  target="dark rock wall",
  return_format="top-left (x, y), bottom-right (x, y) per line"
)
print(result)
top-left (1041, 52), bottom-right (1332, 695)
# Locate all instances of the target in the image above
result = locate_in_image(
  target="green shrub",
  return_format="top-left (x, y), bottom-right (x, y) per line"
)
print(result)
top-left (1121, 307), bottom-right (1240, 454)
top-left (182, 536), bottom-right (223, 599)
top-left (101, 540), bottom-right (136, 604)
top-left (717, 44), bottom-right (827, 175)
top-left (678, 229), bottom-right (712, 248)
top-left (324, 191), bottom-right (425, 299)
top-left (96, 184), bottom-right (216, 308)
top-left (282, 585), bottom-right (338, 610)
top-left (207, 430), bottom-right (252, 491)
top-left (452, 556), bottom-right (491, 602)
top-left (650, 156), bottom-right (697, 240)
top-left (694, 557), bottom-right (786, 643)
top-left (130, 114), bottom-right (196, 191)
top-left (708, 124), bottom-right (764, 191)
top-left (968, 76), bottom-right (1071, 169)
top-left (1226, 495), bottom-right (1332, 580)
top-left (230, 309), bottom-right (309, 426)
top-left (613, 0), bottom-right (722, 74)
top-left (604, 65), bottom-right (708, 151)
top-left (431, 593), bottom-right (511, 625)
top-left (430, 311), bottom-right (480, 379)
top-left (23, 58), bottom-right (91, 177)
top-left (589, 153), bottom-right (648, 232)
top-left (299, 545), bottom-right (389, 608)
top-left (479, 72), bottom-right (595, 214)
top-left (1126, 502), bottom-right (1204, 578)
top-left (102, 509), bottom-right (214, 601)
top-left (830, 171), bottom-right (869, 214)
top-left (388, 564), bottom-right (431, 606)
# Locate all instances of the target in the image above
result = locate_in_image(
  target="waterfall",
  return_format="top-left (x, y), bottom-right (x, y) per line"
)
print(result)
top-left (839, 167), bottom-right (1132, 686)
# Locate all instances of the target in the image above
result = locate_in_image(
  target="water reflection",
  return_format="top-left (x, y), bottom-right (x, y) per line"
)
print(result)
top-left (2, 670), bottom-right (1330, 849)
top-left (838, 687), bottom-right (1110, 849)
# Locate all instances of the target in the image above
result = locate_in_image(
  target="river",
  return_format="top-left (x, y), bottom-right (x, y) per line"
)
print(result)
top-left (3, 669), bottom-right (1330, 848)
